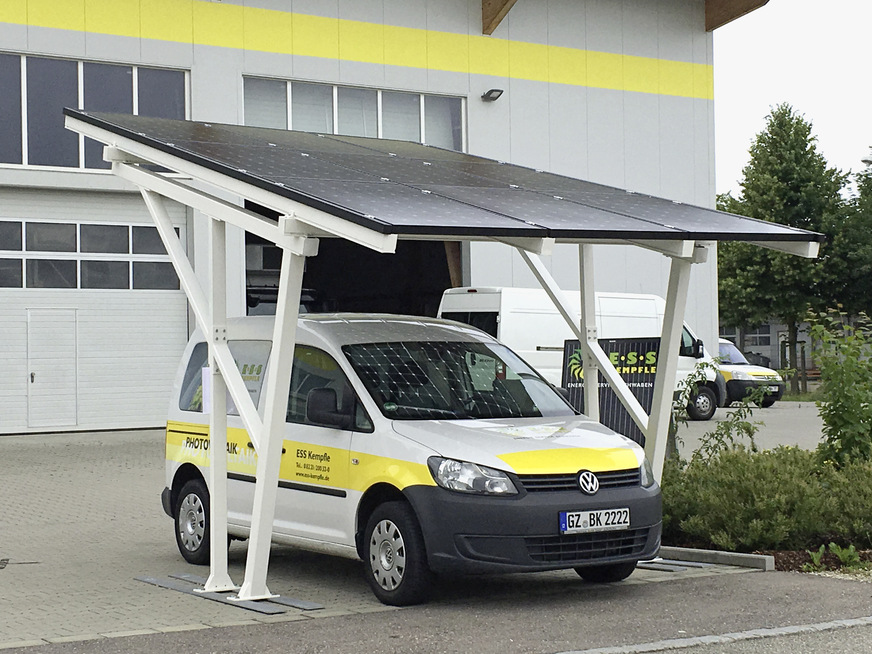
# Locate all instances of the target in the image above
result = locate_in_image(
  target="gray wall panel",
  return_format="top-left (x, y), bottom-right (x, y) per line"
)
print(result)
top-left (383, 0), bottom-right (427, 30)
top-left (27, 26), bottom-right (85, 59)
top-left (659, 95), bottom-right (695, 203)
top-left (622, 92), bottom-right (661, 196)
top-left (426, 68), bottom-right (469, 96)
top-left (622, 0), bottom-right (658, 59)
top-left (293, 53), bottom-right (340, 84)
top-left (339, 59), bottom-right (385, 87)
top-left (548, 84), bottom-right (588, 180)
top-left (467, 76), bottom-right (511, 160)
top-left (657, 0), bottom-right (697, 62)
top-left (140, 40), bottom-right (193, 69)
top-left (245, 0), bottom-right (293, 12)
top-left (586, 88), bottom-right (625, 188)
top-left (292, 0), bottom-right (338, 20)
top-left (85, 33), bottom-right (140, 65)
top-left (191, 46), bottom-right (244, 123)
top-left (547, 0), bottom-right (586, 50)
top-left (426, 0), bottom-right (470, 34)
top-left (0, 22), bottom-right (27, 52)
top-left (243, 50), bottom-right (295, 79)
top-left (384, 64), bottom-right (427, 93)
top-left (506, 0), bottom-right (549, 46)
top-left (508, 79), bottom-right (551, 171)
top-left (585, 0), bottom-right (623, 56)
top-left (338, 0), bottom-right (384, 23)
top-left (694, 98), bottom-right (715, 208)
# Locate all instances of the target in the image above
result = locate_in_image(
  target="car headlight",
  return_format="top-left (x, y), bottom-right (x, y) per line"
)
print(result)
top-left (731, 370), bottom-right (754, 381)
top-left (428, 457), bottom-right (518, 495)
top-left (640, 456), bottom-right (656, 488)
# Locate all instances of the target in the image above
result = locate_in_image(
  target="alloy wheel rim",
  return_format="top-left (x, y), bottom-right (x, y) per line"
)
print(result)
top-left (369, 519), bottom-right (406, 590)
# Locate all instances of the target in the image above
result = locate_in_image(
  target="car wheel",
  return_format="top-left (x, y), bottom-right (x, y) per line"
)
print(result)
top-left (575, 561), bottom-right (637, 583)
top-left (687, 386), bottom-right (717, 421)
top-left (175, 478), bottom-right (210, 565)
top-left (364, 501), bottom-right (432, 606)
top-left (761, 397), bottom-right (776, 408)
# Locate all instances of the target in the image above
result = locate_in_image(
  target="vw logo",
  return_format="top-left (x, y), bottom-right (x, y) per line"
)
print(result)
top-left (577, 470), bottom-right (600, 495)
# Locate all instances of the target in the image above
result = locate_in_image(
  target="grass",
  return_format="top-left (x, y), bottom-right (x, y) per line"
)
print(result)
top-left (780, 389), bottom-right (823, 402)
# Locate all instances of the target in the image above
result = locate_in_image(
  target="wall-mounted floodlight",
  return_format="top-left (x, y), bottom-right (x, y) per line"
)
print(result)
top-left (862, 155), bottom-right (872, 167)
top-left (481, 88), bottom-right (504, 102)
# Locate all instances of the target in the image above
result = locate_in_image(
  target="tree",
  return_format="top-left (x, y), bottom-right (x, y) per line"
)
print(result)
top-left (717, 104), bottom-right (847, 392)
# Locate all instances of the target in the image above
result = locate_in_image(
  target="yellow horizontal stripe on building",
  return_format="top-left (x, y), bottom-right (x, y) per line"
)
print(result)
top-left (498, 447), bottom-right (640, 475)
top-left (0, 0), bottom-right (713, 100)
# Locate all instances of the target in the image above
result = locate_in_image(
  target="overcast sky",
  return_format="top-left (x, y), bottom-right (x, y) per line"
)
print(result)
top-left (713, 0), bottom-right (872, 197)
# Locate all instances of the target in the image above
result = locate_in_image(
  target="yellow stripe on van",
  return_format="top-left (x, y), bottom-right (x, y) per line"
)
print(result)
top-left (166, 420), bottom-right (435, 491)
top-left (498, 447), bottom-right (640, 474)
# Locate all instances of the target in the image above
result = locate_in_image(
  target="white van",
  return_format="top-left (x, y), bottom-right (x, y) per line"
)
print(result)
top-left (718, 338), bottom-right (785, 407)
top-left (162, 314), bottom-right (661, 605)
top-left (438, 287), bottom-right (725, 421)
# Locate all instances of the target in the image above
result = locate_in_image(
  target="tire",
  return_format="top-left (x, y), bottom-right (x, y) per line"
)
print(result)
top-left (687, 386), bottom-right (717, 421)
top-left (575, 561), bottom-right (637, 583)
top-left (761, 397), bottom-right (776, 408)
top-left (363, 501), bottom-right (432, 606)
top-left (174, 478), bottom-right (210, 565)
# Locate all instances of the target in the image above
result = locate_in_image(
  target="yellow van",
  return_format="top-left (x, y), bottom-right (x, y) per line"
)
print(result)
top-left (162, 314), bottom-right (661, 605)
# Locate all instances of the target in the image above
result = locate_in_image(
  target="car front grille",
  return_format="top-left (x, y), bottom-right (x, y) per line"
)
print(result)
top-left (518, 468), bottom-right (641, 492)
top-left (526, 527), bottom-right (649, 563)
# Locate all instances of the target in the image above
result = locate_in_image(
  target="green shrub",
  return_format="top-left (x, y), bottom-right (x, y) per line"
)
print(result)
top-left (808, 310), bottom-right (872, 465)
top-left (662, 447), bottom-right (872, 552)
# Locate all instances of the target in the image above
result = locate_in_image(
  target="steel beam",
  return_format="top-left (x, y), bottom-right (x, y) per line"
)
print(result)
top-left (578, 244), bottom-right (599, 420)
top-left (645, 256), bottom-right (693, 483)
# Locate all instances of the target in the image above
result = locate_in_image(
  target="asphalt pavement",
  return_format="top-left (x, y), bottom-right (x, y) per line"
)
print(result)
top-left (4, 402), bottom-right (871, 654)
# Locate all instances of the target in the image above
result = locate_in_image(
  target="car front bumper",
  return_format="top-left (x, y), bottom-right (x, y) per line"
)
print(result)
top-left (404, 483), bottom-right (661, 575)
top-left (726, 379), bottom-right (785, 404)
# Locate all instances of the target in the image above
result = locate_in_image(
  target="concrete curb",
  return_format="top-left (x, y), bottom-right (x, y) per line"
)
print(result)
top-left (659, 546), bottom-right (776, 571)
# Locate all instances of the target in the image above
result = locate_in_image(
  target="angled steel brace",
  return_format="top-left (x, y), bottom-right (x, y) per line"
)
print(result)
top-left (517, 249), bottom-right (649, 432)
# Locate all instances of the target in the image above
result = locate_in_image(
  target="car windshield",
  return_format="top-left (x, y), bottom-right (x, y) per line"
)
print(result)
top-left (719, 341), bottom-right (750, 365)
top-left (343, 340), bottom-right (576, 420)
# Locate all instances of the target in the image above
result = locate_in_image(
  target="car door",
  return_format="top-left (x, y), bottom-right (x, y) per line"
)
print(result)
top-left (273, 344), bottom-right (364, 547)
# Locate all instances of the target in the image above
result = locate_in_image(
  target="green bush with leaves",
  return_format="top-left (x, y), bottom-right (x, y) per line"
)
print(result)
top-left (662, 447), bottom-right (872, 552)
top-left (808, 309), bottom-right (872, 465)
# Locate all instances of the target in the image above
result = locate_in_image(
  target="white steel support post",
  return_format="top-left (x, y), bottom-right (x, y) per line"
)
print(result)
top-left (645, 256), bottom-right (693, 483)
top-left (236, 247), bottom-right (306, 601)
top-left (203, 217), bottom-right (237, 593)
top-left (578, 244), bottom-right (599, 420)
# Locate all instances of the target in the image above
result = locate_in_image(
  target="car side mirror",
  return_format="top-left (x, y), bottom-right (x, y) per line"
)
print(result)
top-left (306, 388), bottom-right (353, 430)
top-left (693, 338), bottom-right (705, 359)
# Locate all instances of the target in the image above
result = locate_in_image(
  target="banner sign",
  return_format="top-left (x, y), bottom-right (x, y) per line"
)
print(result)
top-left (561, 338), bottom-right (661, 446)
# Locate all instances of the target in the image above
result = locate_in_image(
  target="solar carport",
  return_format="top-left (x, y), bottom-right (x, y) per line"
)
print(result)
top-left (65, 108), bottom-right (822, 605)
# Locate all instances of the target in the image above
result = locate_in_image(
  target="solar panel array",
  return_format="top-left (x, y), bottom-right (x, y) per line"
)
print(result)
top-left (66, 109), bottom-right (824, 244)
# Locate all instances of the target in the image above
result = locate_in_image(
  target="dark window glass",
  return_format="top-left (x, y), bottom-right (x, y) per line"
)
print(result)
top-left (179, 342), bottom-right (208, 412)
top-left (287, 345), bottom-right (370, 431)
top-left (0, 222), bottom-right (23, 250)
top-left (81, 260), bottom-right (129, 289)
top-left (26, 259), bottom-right (77, 288)
top-left (26, 223), bottom-right (76, 252)
top-left (138, 67), bottom-right (185, 120)
top-left (440, 311), bottom-right (498, 338)
top-left (0, 54), bottom-right (22, 164)
top-left (26, 57), bottom-right (79, 167)
top-left (81, 224), bottom-right (128, 253)
top-left (84, 63), bottom-right (133, 169)
top-left (132, 226), bottom-right (166, 254)
top-left (0, 259), bottom-right (23, 287)
top-left (133, 261), bottom-right (179, 289)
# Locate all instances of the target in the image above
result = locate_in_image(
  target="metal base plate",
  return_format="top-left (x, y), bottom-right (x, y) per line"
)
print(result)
top-left (136, 574), bottom-right (324, 613)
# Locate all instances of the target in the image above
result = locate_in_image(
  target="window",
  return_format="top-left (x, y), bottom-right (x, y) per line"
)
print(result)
top-left (0, 53), bottom-right (187, 169)
top-left (745, 325), bottom-right (771, 347)
top-left (0, 220), bottom-right (180, 290)
top-left (0, 53), bottom-right (22, 164)
top-left (287, 345), bottom-right (371, 430)
top-left (178, 340), bottom-right (272, 414)
top-left (244, 77), bottom-right (465, 151)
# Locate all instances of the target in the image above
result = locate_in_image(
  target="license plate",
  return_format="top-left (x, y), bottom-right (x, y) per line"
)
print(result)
top-left (767, 386), bottom-right (779, 393)
top-left (560, 508), bottom-right (630, 534)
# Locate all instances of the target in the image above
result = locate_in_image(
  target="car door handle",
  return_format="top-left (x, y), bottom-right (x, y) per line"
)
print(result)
top-left (30, 372), bottom-right (35, 383)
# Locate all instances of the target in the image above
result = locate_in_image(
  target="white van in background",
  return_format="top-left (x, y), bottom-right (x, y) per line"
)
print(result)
top-left (438, 287), bottom-right (725, 421)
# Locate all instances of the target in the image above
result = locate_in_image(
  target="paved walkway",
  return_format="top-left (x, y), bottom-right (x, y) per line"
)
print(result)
top-left (1, 428), bottom-right (757, 650)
